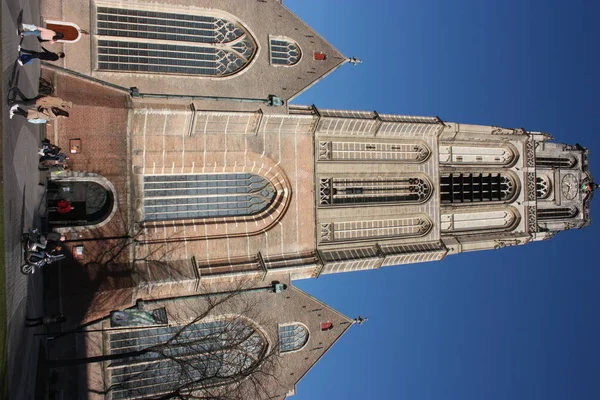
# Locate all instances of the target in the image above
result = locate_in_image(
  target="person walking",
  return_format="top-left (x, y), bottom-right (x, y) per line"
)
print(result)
top-left (10, 105), bottom-right (69, 123)
top-left (10, 95), bottom-right (72, 110)
top-left (56, 199), bottom-right (74, 214)
top-left (18, 47), bottom-right (65, 66)
top-left (41, 138), bottom-right (61, 155)
top-left (19, 24), bottom-right (64, 43)
top-left (41, 152), bottom-right (69, 163)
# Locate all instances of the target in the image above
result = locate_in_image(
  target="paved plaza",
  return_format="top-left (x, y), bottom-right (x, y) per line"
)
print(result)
top-left (2, 0), bottom-right (50, 398)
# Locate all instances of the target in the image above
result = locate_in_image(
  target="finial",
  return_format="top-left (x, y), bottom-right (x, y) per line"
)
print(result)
top-left (347, 56), bottom-right (362, 66)
top-left (353, 316), bottom-right (368, 325)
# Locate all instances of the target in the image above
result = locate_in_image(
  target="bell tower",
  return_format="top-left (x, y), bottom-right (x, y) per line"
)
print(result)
top-left (311, 110), bottom-right (595, 275)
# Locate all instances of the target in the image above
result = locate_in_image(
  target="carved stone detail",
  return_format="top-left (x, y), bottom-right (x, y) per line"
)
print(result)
top-left (319, 223), bottom-right (333, 242)
top-left (526, 139), bottom-right (536, 167)
top-left (527, 205), bottom-right (537, 233)
top-left (318, 141), bottom-right (332, 160)
top-left (319, 178), bottom-right (332, 205)
top-left (527, 172), bottom-right (536, 201)
top-left (491, 127), bottom-right (527, 136)
top-left (562, 222), bottom-right (578, 230)
top-left (494, 238), bottom-right (523, 249)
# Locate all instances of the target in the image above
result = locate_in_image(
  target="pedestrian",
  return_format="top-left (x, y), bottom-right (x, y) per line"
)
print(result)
top-left (25, 314), bottom-right (67, 328)
top-left (41, 138), bottom-right (61, 155)
top-left (56, 199), bottom-right (74, 214)
top-left (9, 105), bottom-right (69, 123)
top-left (40, 152), bottom-right (69, 163)
top-left (18, 47), bottom-right (65, 66)
top-left (28, 231), bottom-right (66, 252)
top-left (19, 24), bottom-right (64, 44)
top-left (10, 95), bottom-right (72, 110)
top-left (41, 164), bottom-right (69, 174)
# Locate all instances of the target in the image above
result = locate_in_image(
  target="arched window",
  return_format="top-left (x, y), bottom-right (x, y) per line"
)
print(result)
top-left (108, 318), bottom-right (267, 399)
top-left (269, 37), bottom-right (301, 66)
top-left (143, 173), bottom-right (276, 221)
top-left (96, 6), bottom-right (256, 76)
top-left (536, 176), bottom-right (551, 199)
top-left (279, 323), bottom-right (309, 353)
top-left (440, 173), bottom-right (516, 204)
top-left (319, 176), bottom-right (432, 206)
top-left (537, 206), bottom-right (578, 220)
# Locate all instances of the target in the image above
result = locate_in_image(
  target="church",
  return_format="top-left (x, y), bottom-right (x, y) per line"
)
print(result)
top-left (37, 0), bottom-right (595, 399)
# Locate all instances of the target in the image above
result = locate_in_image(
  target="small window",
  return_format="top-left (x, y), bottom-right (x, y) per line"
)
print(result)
top-left (269, 37), bottom-right (302, 66)
top-left (279, 323), bottom-right (309, 352)
top-left (314, 52), bottom-right (327, 61)
top-left (536, 176), bottom-right (551, 199)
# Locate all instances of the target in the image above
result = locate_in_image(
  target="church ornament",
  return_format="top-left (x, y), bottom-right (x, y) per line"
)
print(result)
top-left (526, 139), bottom-right (536, 167)
top-left (319, 223), bottom-right (333, 243)
top-left (490, 127), bottom-right (527, 136)
top-left (527, 206), bottom-right (538, 233)
top-left (493, 238), bottom-right (523, 249)
top-left (527, 173), bottom-right (537, 201)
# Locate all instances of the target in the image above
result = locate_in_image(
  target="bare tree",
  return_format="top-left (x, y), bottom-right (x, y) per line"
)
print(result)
top-left (49, 281), bottom-right (285, 400)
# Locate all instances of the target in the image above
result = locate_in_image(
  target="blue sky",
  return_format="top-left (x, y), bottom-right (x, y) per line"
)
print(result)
top-left (285, 1), bottom-right (600, 399)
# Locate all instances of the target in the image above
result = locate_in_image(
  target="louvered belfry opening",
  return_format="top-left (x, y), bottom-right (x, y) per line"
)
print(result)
top-left (440, 173), bottom-right (513, 203)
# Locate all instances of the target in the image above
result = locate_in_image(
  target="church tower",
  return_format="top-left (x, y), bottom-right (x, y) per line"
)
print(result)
top-left (312, 111), bottom-right (595, 275)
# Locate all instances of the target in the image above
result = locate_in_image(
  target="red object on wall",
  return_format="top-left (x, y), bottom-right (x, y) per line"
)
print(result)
top-left (314, 52), bottom-right (327, 61)
top-left (320, 321), bottom-right (333, 331)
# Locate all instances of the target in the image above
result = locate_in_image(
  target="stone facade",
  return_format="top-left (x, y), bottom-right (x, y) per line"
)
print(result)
top-left (38, 1), bottom-right (595, 399)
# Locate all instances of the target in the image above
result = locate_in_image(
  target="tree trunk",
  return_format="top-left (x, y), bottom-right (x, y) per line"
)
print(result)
top-left (47, 348), bottom-right (150, 368)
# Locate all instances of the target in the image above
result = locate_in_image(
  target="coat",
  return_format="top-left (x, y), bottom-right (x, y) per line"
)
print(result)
top-left (35, 96), bottom-right (72, 109)
top-left (26, 107), bottom-right (59, 121)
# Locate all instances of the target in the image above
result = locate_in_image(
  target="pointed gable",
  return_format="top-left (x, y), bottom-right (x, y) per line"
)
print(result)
top-left (42, 0), bottom-right (347, 101)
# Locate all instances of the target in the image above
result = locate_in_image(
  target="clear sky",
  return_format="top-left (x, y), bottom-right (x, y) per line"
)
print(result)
top-left (285, 1), bottom-right (600, 399)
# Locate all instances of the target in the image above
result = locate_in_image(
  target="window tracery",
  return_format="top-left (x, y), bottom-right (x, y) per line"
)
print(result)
top-left (279, 323), bottom-right (309, 353)
top-left (143, 173), bottom-right (276, 221)
top-left (536, 176), bottom-right (551, 199)
top-left (269, 37), bottom-right (301, 66)
top-left (96, 7), bottom-right (256, 76)
top-left (319, 177), bottom-right (432, 206)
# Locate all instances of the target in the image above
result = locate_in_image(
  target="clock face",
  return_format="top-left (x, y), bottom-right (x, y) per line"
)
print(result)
top-left (561, 173), bottom-right (579, 200)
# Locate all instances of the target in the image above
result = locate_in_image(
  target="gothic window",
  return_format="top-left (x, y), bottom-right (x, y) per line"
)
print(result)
top-left (536, 176), bottom-right (551, 199)
top-left (439, 144), bottom-right (515, 166)
top-left (319, 177), bottom-right (432, 206)
top-left (440, 173), bottom-right (515, 204)
top-left (108, 318), bottom-right (267, 400)
top-left (279, 323), bottom-right (309, 353)
top-left (537, 207), bottom-right (578, 220)
top-left (536, 156), bottom-right (576, 168)
top-left (269, 37), bottom-right (301, 66)
top-left (143, 173), bottom-right (276, 221)
top-left (318, 141), bottom-right (430, 163)
top-left (96, 7), bottom-right (256, 76)
top-left (320, 216), bottom-right (432, 243)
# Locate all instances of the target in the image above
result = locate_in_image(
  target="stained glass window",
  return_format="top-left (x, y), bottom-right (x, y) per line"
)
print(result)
top-left (279, 323), bottom-right (309, 352)
top-left (96, 7), bottom-right (256, 76)
top-left (269, 37), bottom-right (301, 66)
top-left (143, 173), bottom-right (276, 221)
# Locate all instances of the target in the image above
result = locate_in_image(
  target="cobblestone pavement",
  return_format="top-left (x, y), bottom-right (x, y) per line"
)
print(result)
top-left (2, 0), bottom-right (49, 398)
